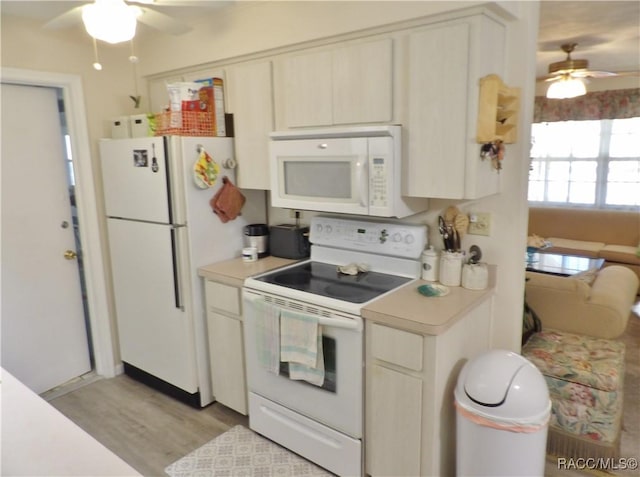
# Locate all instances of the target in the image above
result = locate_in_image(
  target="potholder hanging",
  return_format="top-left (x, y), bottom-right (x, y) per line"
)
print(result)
top-left (193, 149), bottom-right (220, 189)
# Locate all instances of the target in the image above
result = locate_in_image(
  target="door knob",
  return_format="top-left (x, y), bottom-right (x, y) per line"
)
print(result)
top-left (64, 250), bottom-right (78, 260)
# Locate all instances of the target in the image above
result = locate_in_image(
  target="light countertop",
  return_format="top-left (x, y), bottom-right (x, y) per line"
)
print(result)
top-left (362, 265), bottom-right (496, 335)
top-left (198, 256), bottom-right (299, 288)
top-left (1, 369), bottom-right (141, 476)
top-left (199, 258), bottom-right (495, 336)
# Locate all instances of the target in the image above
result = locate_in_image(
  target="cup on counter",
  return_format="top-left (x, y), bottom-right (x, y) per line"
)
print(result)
top-left (242, 247), bottom-right (258, 262)
top-left (439, 251), bottom-right (465, 286)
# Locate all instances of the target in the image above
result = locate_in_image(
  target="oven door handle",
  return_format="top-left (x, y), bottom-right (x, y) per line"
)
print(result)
top-left (318, 315), bottom-right (362, 331)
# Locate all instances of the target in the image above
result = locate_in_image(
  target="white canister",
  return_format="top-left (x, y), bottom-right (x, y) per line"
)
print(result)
top-left (421, 246), bottom-right (439, 281)
top-left (242, 247), bottom-right (258, 262)
top-left (462, 263), bottom-right (489, 290)
top-left (439, 251), bottom-right (464, 287)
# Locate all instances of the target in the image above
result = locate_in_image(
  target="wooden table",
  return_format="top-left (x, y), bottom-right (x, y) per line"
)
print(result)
top-left (526, 252), bottom-right (605, 276)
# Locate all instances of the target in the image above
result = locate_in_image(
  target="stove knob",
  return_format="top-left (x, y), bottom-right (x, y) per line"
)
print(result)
top-left (315, 224), bottom-right (323, 233)
top-left (405, 234), bottom-right (415, 244)
top-left (326, 225), bottom-right (333, 234)
top-left (392, 233), bottom-right (402, 242)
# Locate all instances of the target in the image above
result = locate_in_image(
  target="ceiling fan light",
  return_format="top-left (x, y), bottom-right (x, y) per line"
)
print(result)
top-left (82, 0), bottom-right (138, 44)
top-left (546, 77), bottom-right (586, 99)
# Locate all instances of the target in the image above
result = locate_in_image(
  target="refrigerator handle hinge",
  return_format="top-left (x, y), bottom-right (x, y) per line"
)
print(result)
top-left (170, 227), bottom-right (185, 311)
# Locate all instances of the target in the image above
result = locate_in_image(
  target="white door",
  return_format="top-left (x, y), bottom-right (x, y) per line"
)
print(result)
top-left (1, 83), bottom-right (91, 393)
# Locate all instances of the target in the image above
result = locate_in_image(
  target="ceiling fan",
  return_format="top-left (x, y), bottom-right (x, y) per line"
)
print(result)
top-left (538, 43), bottom-right (639, 98)
top-left (44, 0), bottom-right (193, 42)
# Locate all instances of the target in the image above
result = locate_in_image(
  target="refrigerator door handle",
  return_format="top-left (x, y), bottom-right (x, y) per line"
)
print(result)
top-left (170, 227), bottom-right (184, 311)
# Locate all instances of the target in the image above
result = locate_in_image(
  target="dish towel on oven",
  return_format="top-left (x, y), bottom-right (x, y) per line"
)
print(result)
top-left (253, 298), bottom-right (281, 375)
top-left (280, 309), bottom-right (325, 386)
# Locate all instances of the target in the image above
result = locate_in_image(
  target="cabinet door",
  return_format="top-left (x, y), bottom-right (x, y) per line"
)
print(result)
top-left (367, 364), bottom-right (422, 477)
top-left (406, 22), bottom-right (470, 199)
top-left (282, 49), bottom-right (333, 127)
top-left (226, 61), bottom-right (274, 190)
top-left (333, 38), bottom-right (393, 124)
top-left (207, 311), bottom-right (248, 415)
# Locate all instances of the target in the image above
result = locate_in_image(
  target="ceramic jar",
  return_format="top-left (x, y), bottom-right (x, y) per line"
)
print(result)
top-left (421, 246), bottom-right (439, 281)
top-left (439, 251), bottom-right (464, 286)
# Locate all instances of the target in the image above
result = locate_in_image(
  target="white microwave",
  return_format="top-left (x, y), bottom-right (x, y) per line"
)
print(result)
top-left (269, 125), bottom-right (428, 218)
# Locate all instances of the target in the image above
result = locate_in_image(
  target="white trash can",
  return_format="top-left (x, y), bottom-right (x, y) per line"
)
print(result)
top-left (455, 349), bottom-right (551, 476)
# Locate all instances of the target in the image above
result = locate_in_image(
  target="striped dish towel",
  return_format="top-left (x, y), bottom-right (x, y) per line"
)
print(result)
top-left (252, 298), bottom-right (280, 374)
top-left (280, 309), bottom-right (325, 386)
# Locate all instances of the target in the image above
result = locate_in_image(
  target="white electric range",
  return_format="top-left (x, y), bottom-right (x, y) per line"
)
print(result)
top-left (243, 216), bottom-right (427, 476)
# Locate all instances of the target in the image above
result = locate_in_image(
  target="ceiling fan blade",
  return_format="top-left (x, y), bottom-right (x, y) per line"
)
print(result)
top-left (43, 5), bottom-right (84, 30)
top-left (136, 6), bottom-right (192, 35)
top-left (571, 70), bottom-right (617, 79)
top-left (129, 0), bottom-right (214, 5)
top-left (536, 74), bottom-right (560, 83)
top-left (614, 70), bottom-right (640, 77)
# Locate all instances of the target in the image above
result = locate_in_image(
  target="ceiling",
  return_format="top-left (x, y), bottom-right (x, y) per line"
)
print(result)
top-left (536, 1), bottom-right (640, 79)
top-left (2, 1), bottom-right (639, 79)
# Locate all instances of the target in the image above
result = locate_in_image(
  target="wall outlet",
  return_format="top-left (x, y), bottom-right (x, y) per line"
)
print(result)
top-left (468, 212), bottom-right (491, 236)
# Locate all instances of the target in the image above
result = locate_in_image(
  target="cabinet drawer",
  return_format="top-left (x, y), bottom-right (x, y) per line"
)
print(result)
top-left (370, 323), bottom-right (423, 371)
top-left (205, 280), bottom-right (240, 316)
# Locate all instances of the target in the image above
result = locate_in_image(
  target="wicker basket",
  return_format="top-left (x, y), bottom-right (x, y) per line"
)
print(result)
top-left (152, 111), bottom-right (215, 137)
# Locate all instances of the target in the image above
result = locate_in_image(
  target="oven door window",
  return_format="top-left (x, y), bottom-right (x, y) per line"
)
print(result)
top-left (279, 335), bottom-right (337, 393)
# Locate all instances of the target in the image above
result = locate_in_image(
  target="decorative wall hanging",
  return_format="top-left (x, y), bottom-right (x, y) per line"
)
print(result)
top-left (476, 74), bottom-right (520, 144)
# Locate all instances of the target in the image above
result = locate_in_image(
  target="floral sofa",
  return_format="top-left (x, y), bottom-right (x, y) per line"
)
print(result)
top-left (523, 330), bottom-right (625, 461)
top-left (522, 265), bottom-right (637, 461)
top-left (528, 207), bottom-right (640, 293)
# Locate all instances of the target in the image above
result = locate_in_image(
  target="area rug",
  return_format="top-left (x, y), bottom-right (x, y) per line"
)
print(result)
top-left (165, 425), bottom-right (334, 477)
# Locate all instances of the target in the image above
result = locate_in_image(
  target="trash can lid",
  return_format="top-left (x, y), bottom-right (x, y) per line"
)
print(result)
top-left (455, 349), bottom-right (550, 421)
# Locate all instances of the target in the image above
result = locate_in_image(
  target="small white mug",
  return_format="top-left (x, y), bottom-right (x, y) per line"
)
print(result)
top-left (242, 247), bottom-right (258, 262)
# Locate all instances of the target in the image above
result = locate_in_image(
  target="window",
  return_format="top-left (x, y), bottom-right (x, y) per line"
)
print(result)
top-left (529, 117), bottom-right (640, 208)
top-left (64, 134), bottom-right (75, 186)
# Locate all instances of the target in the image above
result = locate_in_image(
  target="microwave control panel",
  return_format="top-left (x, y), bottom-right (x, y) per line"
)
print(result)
top-left (310, 217), bottom-right (427, 259)
top-left (370, 157), bottom-right (388, 208)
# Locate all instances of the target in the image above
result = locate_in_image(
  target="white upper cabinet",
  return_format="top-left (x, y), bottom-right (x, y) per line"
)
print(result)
top-left (403, 14), bottom-right (506, 200)
top-left (280, 49), bottom-right (333, 128)
top-left (226, 61), bottom-right (274, 190)
top-left (275, 38), bottom-right (394, 128)
top-left (332, 39), bottom-right (393, 125)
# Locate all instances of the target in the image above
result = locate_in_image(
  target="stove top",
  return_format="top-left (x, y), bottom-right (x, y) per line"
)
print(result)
top-left (254, 261), bottom-right (413, 304)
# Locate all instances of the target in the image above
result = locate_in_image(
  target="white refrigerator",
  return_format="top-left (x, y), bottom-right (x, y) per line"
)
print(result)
top-left (100, 136), bottom-right (264, 407)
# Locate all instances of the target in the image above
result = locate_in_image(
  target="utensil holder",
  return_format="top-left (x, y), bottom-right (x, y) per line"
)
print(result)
top-left (439, 251), bottom-right (464, 286)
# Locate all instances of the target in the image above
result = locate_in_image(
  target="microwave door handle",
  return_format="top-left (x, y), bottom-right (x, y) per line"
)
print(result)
top-left (356, 159), bottom-right (368, 208)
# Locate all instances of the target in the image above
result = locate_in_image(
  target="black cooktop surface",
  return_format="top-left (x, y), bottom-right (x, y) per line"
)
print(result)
top-left (255, 261), bottom-right (412, 303)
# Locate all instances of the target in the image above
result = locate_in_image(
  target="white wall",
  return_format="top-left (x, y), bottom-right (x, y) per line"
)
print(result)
top-left (1, 0), bottom-right (540, 354)
top-left (135, 1), bottom-right (479, 76)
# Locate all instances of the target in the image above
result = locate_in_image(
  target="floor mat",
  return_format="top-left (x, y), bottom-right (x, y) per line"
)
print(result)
top-left (165, 425), bottom-right (333, 476)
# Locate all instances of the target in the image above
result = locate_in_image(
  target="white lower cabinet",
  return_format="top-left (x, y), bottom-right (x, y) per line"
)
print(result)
top-left (365, 299), bottom-right (493, 476)
top-left (368, 364), bottom-right (423, 477)
top-left (204, 280), bottom-right (247, 415)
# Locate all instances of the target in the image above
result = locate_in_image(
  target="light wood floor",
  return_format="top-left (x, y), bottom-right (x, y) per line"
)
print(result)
top-left (49, 308), bottom-right (639, 477)
top-left (49, 375), bottom-right (247, 476)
